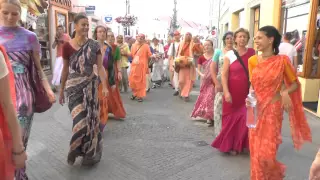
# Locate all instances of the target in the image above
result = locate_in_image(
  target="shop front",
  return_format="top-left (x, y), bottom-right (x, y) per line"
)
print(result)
top-left (282, 0), bottom-right (320, 116)
top-left (48, 0), bottom-right (72, 71)
top-left (20, 1), bottom-right (51, 74)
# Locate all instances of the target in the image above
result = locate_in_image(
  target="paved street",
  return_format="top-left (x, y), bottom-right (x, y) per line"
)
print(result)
top-left (26, 82), bottom-right (320, 180)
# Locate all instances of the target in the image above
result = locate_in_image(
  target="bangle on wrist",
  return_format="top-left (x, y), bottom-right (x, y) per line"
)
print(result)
top-left (12, 147), bottom-right (25, 155)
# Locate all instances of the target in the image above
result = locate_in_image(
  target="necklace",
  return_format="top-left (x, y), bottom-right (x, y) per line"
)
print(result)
top-left (76, 38), bottom-right (88, 47)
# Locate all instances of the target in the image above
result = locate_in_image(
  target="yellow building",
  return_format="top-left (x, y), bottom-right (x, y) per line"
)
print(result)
top-left (229, 0), bottom-right (320, 117)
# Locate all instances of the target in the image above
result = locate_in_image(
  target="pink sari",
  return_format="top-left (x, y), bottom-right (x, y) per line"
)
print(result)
top-left (191, 56), bottom-right (215, 120)
top-left (212, 48), bottom-right (255, 153)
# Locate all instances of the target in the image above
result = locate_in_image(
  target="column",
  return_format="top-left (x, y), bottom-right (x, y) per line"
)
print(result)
top-left (302, 0), bottom-right (319, 78)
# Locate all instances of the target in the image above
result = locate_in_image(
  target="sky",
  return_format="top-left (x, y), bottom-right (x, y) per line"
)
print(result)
top-left (78, 0), bottom-right (210, 25)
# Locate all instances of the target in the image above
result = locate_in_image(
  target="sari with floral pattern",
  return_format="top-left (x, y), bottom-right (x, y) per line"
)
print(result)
top-left (249, 55), bottom-right (312, 179)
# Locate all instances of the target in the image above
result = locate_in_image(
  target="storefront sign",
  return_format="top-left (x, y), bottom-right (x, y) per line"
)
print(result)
top-left (50, 0), bottom-right (72, 10)
top-left (85, 6), bottom-right (95, 16)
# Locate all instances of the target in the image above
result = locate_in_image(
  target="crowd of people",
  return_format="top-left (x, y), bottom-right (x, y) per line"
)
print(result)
top-left (0, 0), bottom-right (320, 180)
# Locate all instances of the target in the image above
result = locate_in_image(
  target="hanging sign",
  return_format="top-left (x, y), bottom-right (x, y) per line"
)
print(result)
top-left (104, 15), bottom-right (113, 24)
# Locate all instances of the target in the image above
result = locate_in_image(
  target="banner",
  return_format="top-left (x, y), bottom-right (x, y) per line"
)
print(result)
top-left (20, 0), bottom-right (49, 28)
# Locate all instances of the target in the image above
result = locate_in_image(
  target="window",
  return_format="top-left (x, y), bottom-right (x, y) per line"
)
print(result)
top-left (253, 6), bottom-right (260, 49)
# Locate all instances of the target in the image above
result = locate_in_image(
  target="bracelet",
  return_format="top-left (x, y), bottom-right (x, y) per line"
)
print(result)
top-left (12, 147), bottom-right (26, 155)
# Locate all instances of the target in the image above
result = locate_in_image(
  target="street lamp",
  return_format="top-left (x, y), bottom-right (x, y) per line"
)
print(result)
top-left (217, 0), bottom-right (221, 47)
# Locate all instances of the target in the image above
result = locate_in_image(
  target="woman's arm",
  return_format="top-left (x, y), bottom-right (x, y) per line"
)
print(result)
top-left (221, 56), bottom-right (230, 95)
top-left (32, 51), bottom-right (55, 102)
top-left (210, 62), bottom-right (219, 85)
top-left (293, 55), bottom-right (298, 70)
top-left (0, 75), bottom-right (24, 152)
top-left (96, 54), bottom-right (108, 88)
top-left (60, 58), bottom-right (69, 92)
top-left (197, 64), bottom-right (203, 76)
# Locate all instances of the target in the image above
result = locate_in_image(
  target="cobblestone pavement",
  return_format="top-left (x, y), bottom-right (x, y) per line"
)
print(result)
top-left (26, 83), bottom-right (320, 180)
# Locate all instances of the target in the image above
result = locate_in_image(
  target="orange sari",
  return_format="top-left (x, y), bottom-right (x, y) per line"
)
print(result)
top-left (249, 55), bottom-right (312, 180)
top-left (0, 46), bottom-right (16, 180)
top-left (98, 44), bottom-right (126, 130)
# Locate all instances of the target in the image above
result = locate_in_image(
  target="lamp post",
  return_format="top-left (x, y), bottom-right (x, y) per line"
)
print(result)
top-left (217, 0), bottom-right (221, 47)
top-left (125, 0), bottom-right (130, 35)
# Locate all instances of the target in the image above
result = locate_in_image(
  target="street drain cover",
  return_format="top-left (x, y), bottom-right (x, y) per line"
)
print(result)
top-left (193, 141), bottom-right (209, 147)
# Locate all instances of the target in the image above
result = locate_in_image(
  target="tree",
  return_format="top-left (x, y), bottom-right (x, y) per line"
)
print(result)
top-left (168, 0), bottom-right (179, 37)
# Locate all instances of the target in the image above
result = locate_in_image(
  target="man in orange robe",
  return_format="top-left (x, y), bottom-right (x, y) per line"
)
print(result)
top-left (129, 34), bottom-right (153, 102)
top-left (175, 32), bottom-right (196, 102)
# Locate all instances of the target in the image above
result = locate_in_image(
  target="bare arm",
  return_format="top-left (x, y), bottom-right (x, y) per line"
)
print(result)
top-left (60, 58), bottom-right (69, 92)
top-left (210, 62), bottom-right (219, 85)
top-left (293, 55), bottom-right (298, 70)
top-left (0, 75), bottom-right (24, 152)
top-left (32, 51), bottom-right (53, 93)
top-left (96, 54), bottom-right (108, 88)
top-left (221, 56), bottom-right (230, 95)
top-left (196, 64), bottom-right (203, 76)
top-left (282, 81), bottom-right (298, 94)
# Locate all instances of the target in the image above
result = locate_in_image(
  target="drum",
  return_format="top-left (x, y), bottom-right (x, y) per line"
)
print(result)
top-left (174, 56), bottom-right (193, 68)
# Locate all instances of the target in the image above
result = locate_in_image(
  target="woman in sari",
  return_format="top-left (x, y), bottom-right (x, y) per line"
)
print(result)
top-left (248, 25), bottom-right (311, 179)
top-left (93, 25), bottom-right (109, 131)
top-left (191, 39), bottom-right (215, 126)
top-left (210, 32), bottom-right (234, 137)
top-left (212, 28), bottom-right (255, 155)
top-left (0, 46), bottom-right (27, 180)
top-left (102, 31), bottom-right (126, 128)
top-left (0, 0), bottom-right (55, 178)
top-left (59, 13), bottom-right (108, 166)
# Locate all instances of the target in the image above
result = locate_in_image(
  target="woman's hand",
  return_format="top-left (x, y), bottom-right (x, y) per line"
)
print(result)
top-left (102, 86), bottom-right (109, 97)
top-left (118, 72), bottom-right (122, 81)
top-left (245, 98), bottom-right (252, 107)
top-left (215, 83), bottom-right (223, 93)
top-left (59, 90), bottom-right (65, 105)
top-left (224, 92), bottom-right (232, 103)
top-left (12, 151), bottom-right (27, 169)
top-left (281, 90), bottom-right (292, 112)
top-left (46, 89), bottom-right (56, 103)
top-left (310, 154), bottom-right (320, 180)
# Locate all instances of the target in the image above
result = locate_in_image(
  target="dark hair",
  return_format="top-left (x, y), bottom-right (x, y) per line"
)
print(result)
top-left (92, 25), bottom-right (107, 40)
top-left (72, 13), bottom-right (88, 38)
top-left (71, 30), bottom-right (76, 39)
top-left (234, 28), bottom-right (250, 46)
top-left (258, 26), bottom-right (282, 55)
top-left (222, 31), bottom-right (234, 46)
top-left (74, 13), bottom-right (88, 24)
top-left (283, 32), bottom-right (292, 41)
top-left (57, 25), bottom-right (64, 29)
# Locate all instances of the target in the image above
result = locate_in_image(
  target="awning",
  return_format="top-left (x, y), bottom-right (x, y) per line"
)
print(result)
top-left (282, 0), bottom-right (310, 8)
top-left (20, 0), bottom-right (49, 28)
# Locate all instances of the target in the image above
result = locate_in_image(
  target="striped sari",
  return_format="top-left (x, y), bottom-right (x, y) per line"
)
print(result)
top-left (64, 39), bottom-right (102, 166)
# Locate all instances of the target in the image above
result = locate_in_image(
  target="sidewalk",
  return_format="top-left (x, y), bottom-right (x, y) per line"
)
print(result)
top-left (26, 82), bottom-right (319, 180)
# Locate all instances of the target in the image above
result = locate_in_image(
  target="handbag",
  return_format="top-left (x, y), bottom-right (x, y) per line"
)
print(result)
top-left (30, 60), bottom-right (52, 113)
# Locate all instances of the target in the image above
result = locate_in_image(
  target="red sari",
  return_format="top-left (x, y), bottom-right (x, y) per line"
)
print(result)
top-left (0, 46), bottom-right (16, 180)
top-left (249, 55), bottom-right (311, 179)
